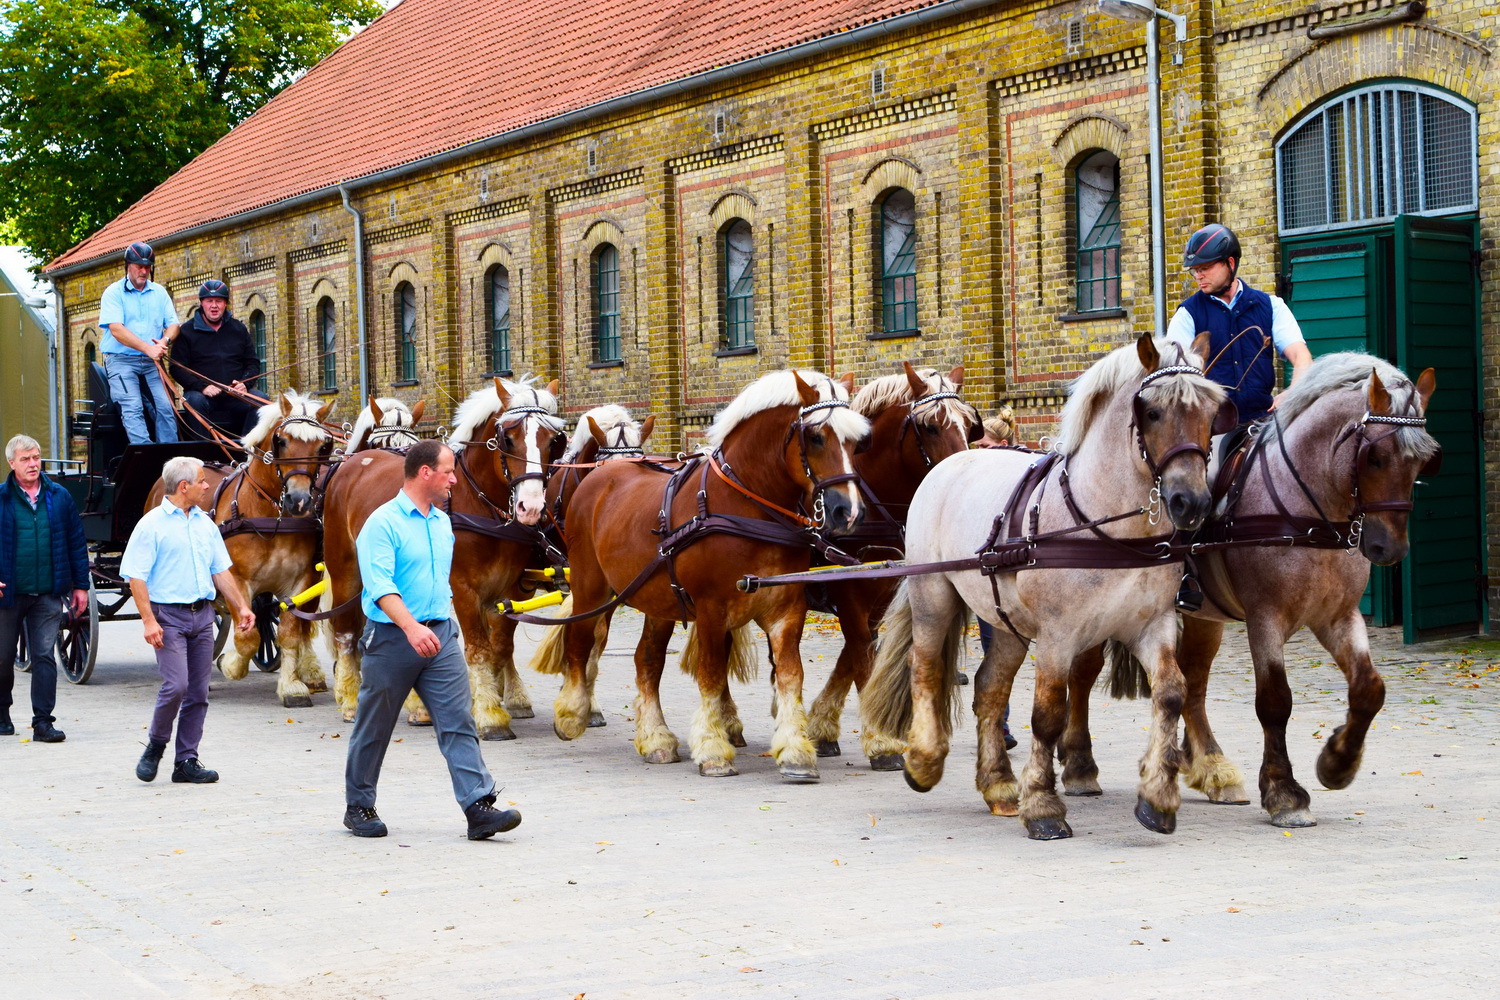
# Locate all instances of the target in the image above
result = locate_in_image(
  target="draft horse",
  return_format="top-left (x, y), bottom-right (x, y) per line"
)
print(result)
top-left (347, 396), bottom-right (426, 452)
top-left (1063, 353), bottom-right (1440, 828)
top-left (862, 335), bottom-right (1234, 839)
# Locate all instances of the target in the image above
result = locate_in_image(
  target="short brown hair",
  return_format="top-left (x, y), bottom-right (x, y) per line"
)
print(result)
top-left (403, 439), bottom-right (450, 479)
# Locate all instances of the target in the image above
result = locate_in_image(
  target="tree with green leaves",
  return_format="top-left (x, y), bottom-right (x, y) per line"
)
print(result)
top-left (0, 0), bottom-right (383, 266)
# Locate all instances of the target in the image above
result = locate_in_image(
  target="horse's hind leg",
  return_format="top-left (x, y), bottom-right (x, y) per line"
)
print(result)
top-left (1018, 645), bottom-right (1075, 840)
top-left (492, 612), bottom-right (536, 720)
top-left (1178, 617), bottom-right (1248, 804)
top-left (807, 606), bottom-right (865, 758)
top-left (632, 615), bottom-right (680, 764)
top-left (687, 617), bottom-right (741, 777)
top-left (974, 628), bottom-right (1028, 816)
top-left (763, 608), bottom-right (819, 782)
top-left (1247, 616), bottom-right (1315, 827)
top-left (1059, 643), bottom-right (1105, 797)
top-left (275, 606), bottom-right (315, 709)
top-left (903, 578), bottom-right (966, 794)
top-left (1311, 609), bottom-right (1385, 793)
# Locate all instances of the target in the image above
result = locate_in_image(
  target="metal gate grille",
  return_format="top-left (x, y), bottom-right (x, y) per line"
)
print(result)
top-left (1277, 84), bottom-right (1476, 235)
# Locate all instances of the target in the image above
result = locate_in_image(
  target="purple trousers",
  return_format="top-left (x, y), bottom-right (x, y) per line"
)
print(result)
top-left (147, 602), bottom-right (217, 763)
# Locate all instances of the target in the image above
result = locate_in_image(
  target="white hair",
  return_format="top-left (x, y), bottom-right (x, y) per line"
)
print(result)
top-left (703, 369), bottom-right (869, 450)
top-left (5, 434), bottom-right (41, 464)
top-left (162, 456), bottom-right (204, 495)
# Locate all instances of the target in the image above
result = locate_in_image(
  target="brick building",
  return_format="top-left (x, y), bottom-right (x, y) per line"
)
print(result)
top-left (43, 0), bottom-right (1497, 636)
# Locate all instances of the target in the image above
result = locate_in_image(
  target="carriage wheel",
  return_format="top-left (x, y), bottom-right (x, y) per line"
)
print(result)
top-left (252, 595), bottom-right (282, 673)
top-left (213, 608), bottom-right (232, 660)
top-left (55, 588), bottom-right (99, 685)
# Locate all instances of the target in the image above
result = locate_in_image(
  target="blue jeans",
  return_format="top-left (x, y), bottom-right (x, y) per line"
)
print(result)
top-left (104, 352), bottom-right (178, 444)
top-left (0, 594), bottom-right (66, 725)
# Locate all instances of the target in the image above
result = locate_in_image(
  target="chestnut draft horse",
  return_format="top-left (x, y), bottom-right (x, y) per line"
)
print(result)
top-left (550, 370), bottom-right (869, 780)
top-left (346, 396), bottom-right (426, 452)
top-left (322, 377), bottom-right (564, 737)
top-left (1064, 353), bottom-right (1440, 828)
top-left (146, 391), bottom-right (338, 707)
top-left (861, 336), bottom-right (1233, 839)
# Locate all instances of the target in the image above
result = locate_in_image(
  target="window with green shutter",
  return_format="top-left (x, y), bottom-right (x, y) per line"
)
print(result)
top-left (592, 244), bottom-right (620, 363)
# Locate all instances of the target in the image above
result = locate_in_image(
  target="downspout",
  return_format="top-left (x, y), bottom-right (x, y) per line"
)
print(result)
top-left (339, 184), bottom-right (369, 402)
top-left (50, 288), bottom-right (63, 460)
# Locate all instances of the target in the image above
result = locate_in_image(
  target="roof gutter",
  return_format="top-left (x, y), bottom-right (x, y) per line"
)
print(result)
top-left (339, 184), bottom-right (369, 402)
top-left (45, 0), bottom-right (1002, 279)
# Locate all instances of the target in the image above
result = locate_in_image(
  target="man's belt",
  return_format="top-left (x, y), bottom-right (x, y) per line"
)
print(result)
top-left (154, 598), bottom-right (211, 611)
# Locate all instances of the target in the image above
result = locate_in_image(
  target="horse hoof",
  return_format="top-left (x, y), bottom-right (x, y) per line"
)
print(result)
top-left (1063, 778), bottom-right (1103, 797)
top-left (869, 753), bottom-right (905, 772)
top-left (728, 731), bottom-right (747, 749)
top-left (587, 711), bottom-right (607, 729)
top-left (1025, 817), bottom-right (1073, 840)
top-left (1134, 796), bottom-right (1177, 835)
top-left (643, 748), bottom-right (680, 764)
top-left (1316, 750), bottom-right (1358, 790)
top-left (481, 725), bottom-right (517, 741)
top-left (903, 769), bottom-right (933, 793)
top-left (508, 705), bottom-right (536, 720)
top-left (956, 671), bottom-right (970, 686)
top-left (816, 740), bottom-right (841, 757)
top-left (1206, 785), bottom-right (1251, 805)
top-left (407, 715), bottom-right (433, 727)
top-left (1271, 808), bottom-right (1318, 829)
top-left (988, 800), bottom-right (1019, 817)
top-left (282, 694), bottom-right (313, 709)
top-left (698, 760), bottom-right (738, 777)
top-left (306, 681), bottom-right (329, 694)
top-left (779, 764), bottom-right (820, 783)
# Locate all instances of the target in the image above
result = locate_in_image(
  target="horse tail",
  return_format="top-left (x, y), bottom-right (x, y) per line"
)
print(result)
top-left (525, 595), bottom-right (573, 675)
top-left (861, 581), bottom-right (917, 739)
top-left (678, 623), bottom-right (759, 683)
top-left (1104, 639), bottom-right (1152, 700)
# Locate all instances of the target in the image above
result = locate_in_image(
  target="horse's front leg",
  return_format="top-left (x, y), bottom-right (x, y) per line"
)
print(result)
top-left (1178, 616), bottom-right (1249, 804)
top-left (1059, 643), bottom-right (1105, 796)
top-left (453, 589), bottom-right (514, 741)
top-left (1018, 644), bottom-right (1073, 840)
top-left (1132, 616), bottom-right (1186, 835)
top-left (553, 583), bottom-right (608, 741)
top-left (761, 607), bottom-right (818, 782)
top-left (490, 611), bottom-right (535, 720)
top-left (274, 600), bottom-right (316, 708)
top-left (1311, 609), bottom-right (1386, 792)
top-left (686, 615), bottom-right (740, 776)
top-left (1247, 615), bottom-right (1314, 827)
top-left (632, 615), bottom-right (680, 764)
top-left (973, 627), bottom-right (1028, 816)
top-left (219, 574), bottom-right (256, 681)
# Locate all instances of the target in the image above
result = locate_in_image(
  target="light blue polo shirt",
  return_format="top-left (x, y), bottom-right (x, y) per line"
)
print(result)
top-left (357, 489), bottom-right (455, 624)
top-left (120, 499), bottom-right (233, 603)
top-left (98, 276), bottom-right (180, 355)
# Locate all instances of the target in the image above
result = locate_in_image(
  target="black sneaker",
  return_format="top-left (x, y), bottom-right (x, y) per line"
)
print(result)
top-left (343, 805), bottom-right (387, 838)
top-left (171, 758), bottom-right (219, 784)
top-left (32, 720), bottom-right (66, 743)
top-left (0, 717), bottom-right (14, 737)
top-left (136, 740), bottom-right (166, 782)
top-left (464, 796), bottom-right (521, 840)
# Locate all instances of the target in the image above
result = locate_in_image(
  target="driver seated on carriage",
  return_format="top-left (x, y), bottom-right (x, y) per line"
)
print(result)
top-left (169, 279), bottom-right (269, 438)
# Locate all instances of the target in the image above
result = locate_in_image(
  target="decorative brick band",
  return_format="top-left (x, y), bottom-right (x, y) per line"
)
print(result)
top-left (450, 196), bottom-right (530, 226)
top-left (367, 220), bottom-right (433, 245)
top-left (992, 49), bottom-right (1144, 99)
top-left (167, 273), bottom-right (214, 295)
top-left (668, 135), bottom-right (785, 174)
top-left (288, 239), bottom-right (349, 263)
top-left (224, 257), bottom-right (276, 279)
top-left (812, 91), bottom-right (956, 141)
top-left (550, 168), bottom-right (645, 204)
top-left (1215, 0), bottom-right (1401, 45)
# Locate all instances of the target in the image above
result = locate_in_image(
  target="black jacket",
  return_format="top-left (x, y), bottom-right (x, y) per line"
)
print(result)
top-left (169, 311), bottom-right (261, 393)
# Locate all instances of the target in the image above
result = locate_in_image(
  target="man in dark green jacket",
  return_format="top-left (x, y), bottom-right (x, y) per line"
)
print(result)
top-left (1, 435), bottom-right (90, 742)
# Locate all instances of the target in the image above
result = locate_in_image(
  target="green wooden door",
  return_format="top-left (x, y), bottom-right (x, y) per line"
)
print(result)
top-left (1393, 215), bottom-right (1484, 640)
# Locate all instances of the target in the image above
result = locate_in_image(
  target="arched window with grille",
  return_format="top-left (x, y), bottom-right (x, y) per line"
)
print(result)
top-left (486, 265), bottom-right (511, 375)
top-left (877, 188), bottom-right (918, 336)
top-left (249, 310), bottom-right (267, 391)
top-left (719, 219), bottom-right (754, 350)
top-left (317, 298), bottom-right (337, 390)
top-left (395, 282), bottom-right (417, 382)
top-left (1277, 83), bottom-right (1477, 235)
top-left (1074, 150), bottom-right (1121, 312)
top-left (591, 243), bottom-right (620, 363)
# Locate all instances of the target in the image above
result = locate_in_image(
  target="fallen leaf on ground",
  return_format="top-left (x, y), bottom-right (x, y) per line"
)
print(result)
top-left (868, 814), bottom-right (878, 827)
top-left (1226, 907), bottom-right (1240, 913)
top-left (739, 967), bottom-right (760, 973)
top-left (932, 922), bottom-right (942, 928)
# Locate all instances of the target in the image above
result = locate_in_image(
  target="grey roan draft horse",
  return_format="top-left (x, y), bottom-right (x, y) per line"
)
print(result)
top-left (862, 335), bottom-right (1233, 839)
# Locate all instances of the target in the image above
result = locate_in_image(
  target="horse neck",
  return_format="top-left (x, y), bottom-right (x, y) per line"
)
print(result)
top-left (854, 406), bottom-right (922, 506)
top-left (235, 450), bottom-right (285, 515)
top-left (452, 430), bottom-right (512, 514)
top-left (1055, 388), bottom-right (1157, 535)
top-left (718, 407), bottom-right (805, 506)
top-left (1255, 396), bottom-right (1358, 518)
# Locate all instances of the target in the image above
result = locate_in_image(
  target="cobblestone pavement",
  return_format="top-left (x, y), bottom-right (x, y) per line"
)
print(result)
top-left (3, 609), bottom-right (1497, 999)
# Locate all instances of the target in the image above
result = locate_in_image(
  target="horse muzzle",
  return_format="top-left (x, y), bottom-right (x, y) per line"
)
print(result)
top-left (819, 490), bottom-right (862, 536)
top-left (1163, 484), bottom-right (1211, 532)
top-left (1359, 519), bottom-right (1410, 566)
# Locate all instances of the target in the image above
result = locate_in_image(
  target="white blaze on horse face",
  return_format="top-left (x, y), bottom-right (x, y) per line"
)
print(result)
top-left (513, 414), bottom-right (548, 525)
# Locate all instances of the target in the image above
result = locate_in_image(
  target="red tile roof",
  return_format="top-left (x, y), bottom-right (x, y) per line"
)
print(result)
top-left (49, 0), bottom-right (971, 273)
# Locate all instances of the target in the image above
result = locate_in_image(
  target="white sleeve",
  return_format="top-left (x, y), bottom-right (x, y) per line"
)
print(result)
top-left (1269, 295), bottom-right (1306, 353)
top-left (1165, 306), bottom-right (1198, 351)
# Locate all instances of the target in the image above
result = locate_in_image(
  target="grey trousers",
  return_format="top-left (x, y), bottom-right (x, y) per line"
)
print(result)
top-left (344, 619), bottom-right (495, 812)
top-left (0, 594), bottom-right (66, 725)
top-left (148, 602), bottom-right (217, 763)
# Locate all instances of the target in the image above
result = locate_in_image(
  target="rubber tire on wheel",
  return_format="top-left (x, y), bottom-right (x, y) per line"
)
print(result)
top-left (252, 596), bottom-right (281, 673)
top-left (55, 587), bottom-right (99, 685)
top-left (213, 608), bottom-right (231, 660)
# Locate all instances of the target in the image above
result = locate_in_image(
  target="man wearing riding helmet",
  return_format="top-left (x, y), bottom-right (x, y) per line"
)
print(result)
top-left (97, 241), bottom-right (181, 444)
top-left (1166, 223), bottom-right (1312, 430)
top-left (169, 279), bottom-right (268, 436)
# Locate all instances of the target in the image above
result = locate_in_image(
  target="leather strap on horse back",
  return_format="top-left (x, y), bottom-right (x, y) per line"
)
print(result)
top-left (283, 593), bottom-right (361, 622)
top-left (219, 515), bottom-right (322, 539)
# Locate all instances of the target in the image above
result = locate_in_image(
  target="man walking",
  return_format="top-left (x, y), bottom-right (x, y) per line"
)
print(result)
top-left (169, 279), bottom-right (269, 437)
top-left (97, 241), bottom-right (180, 444)
top-left (343, 439), bottom-right (520, 840)
top-left (121, 456), bottom-right (253, 783)
top-left (0, 435), bottom-right (89, 742)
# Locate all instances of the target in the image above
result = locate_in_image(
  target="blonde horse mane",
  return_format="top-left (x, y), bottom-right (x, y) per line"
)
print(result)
top-left (561, 404), bottom-right (641, 462)
top-left (704, 369), bottom-right (868, 450)
top-left (447, 376), bottom-right (563, 452)
top-left (241, 390), bottom-right (331, 449)
top-left (1052, 338), bottom-right (1221, 456)
top-left (853, 367), bottom-right (978, 430)
top-left (1263, 352), bottom-right (1439, 462)
top-left (348, 397), bottom-right (420, 451)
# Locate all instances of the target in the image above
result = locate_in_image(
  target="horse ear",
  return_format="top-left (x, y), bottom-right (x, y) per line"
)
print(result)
top-left (1136, 333), bottom-right (1160, 374)
top-left (547, 378), bottom-right (560, 397)
top-left (791, 370), bottom-right (819, 405)
top-left (1368, 368), bottom-right (1391, 414)
top-left (639, 414), bottom-right (657, 443)
top-left (279, 393), bottom-right (293, 417)
top-left (838, 372), bottom-right (855, 396)
top-left (316, 398), bottom-right (337, 424)
top-left (409, 399), bottom-right (426, 425)
top-left (903, 361), bottom-right (926, 396)
top-left (1415, 368), bottom-right (1437, 412)
top-left (947, 364), bottom-right (964, 387)
top-left (1190, 332), bottom-right (1211, 367)
top-left (368, 396), bottom-right (384, 424)
top-left (494, 377), bottom-right (511, 408)
top-left (586, 415), bottom-right (607, 445)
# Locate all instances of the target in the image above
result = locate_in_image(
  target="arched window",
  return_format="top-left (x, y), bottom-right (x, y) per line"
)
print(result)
top-left (1277, 83), bottom-right (1478, 235)
top-left (1074, 150), bottom-right (1121, 312)
top-left (719, 219), bottom-right (754, 350)
top-left (591, 243), bottom-right (620, 363)
top-left (317, 298), bottom-right (337, 390)
top-left (877, 189), bottom-right (918, 336)
top-left (249, 310), bottom-right (267, 391)
top-left (486, 265), bottom-right (512, 375)
top-left (395, 282), bottom-right (417, 382)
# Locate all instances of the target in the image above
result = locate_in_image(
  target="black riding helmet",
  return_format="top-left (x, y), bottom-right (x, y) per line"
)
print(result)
top-left (124, 241), bottom-right (155, 266)
top-left (198, 278), bottom-right (230, 300)
top-left (1184, 223), bottom-right (1241, 294)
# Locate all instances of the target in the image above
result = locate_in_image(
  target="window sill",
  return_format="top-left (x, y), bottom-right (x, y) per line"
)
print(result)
top-left (866, 329), bottom-right (921, 341)
top-left (587, 359), bottom-right (625, 370)
top-left (316, 387), bottom-right (339, 396)
top-left (1059, 309), bottom-right (1126, 322)
top-left (481, 370), bottom-right (514, 380)
top-left (391, 379), bottom-right (419, 388)
top-left (714, 345), bottom-right (758, 358)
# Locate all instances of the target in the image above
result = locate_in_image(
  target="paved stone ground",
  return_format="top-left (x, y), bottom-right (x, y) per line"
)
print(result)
top-left (3, 608), bottom-right (1497, 999)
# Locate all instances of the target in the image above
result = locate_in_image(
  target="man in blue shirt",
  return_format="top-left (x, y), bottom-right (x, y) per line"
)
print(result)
top-left (121, 456), bottom-right (254, 783)
top-left (97, 241), bottom-right (181, 444)
top-left (343, 439), bottom-right (521, 840)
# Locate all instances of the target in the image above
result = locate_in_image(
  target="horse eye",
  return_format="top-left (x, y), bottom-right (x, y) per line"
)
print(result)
top-left (805, 430), bottom-right (825, 447)
top-left (1145, 408), bottom-right (1162, 422)
top-left (924, 424), bottom-right (939, 436)
top-left (1368, 453), bottom-right (1383, 470)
